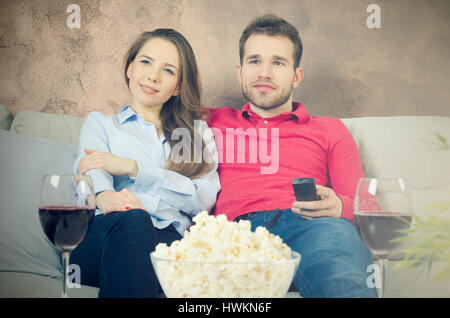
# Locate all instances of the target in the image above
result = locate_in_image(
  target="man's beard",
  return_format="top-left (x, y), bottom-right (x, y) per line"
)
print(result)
top-left (241, 83), bottom-right (292, 110)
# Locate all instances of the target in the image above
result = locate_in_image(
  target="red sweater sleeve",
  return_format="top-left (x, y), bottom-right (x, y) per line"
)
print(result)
top-left (327, 119), bottom-right (365, 222)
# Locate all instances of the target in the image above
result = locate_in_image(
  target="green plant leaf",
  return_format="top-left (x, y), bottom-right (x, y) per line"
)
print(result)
top-left (434, 132), bottom-right (448, 145)
top-left (433, 269), bottom-right (450, 282)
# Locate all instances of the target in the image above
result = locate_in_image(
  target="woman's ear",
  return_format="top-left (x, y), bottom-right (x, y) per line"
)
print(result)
top-left (173, 85), bottom-right (180, 96)
top-left (126, 62), bottom-right (133, 79)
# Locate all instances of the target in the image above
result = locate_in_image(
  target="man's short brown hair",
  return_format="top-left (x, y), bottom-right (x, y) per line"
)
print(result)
top-left (239, 14), bottom-right (303, 69)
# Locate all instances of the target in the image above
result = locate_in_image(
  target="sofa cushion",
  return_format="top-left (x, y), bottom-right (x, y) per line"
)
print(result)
top-left (0, 130), bottom-right (77, 281)
top-left (10, 110), bottom-right (84, 146)
top-left (0, 104), bottom-right (13, 131)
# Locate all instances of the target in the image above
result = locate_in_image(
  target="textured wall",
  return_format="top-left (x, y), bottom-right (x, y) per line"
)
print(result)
top-left (0, 0), bottom-right (449, 118)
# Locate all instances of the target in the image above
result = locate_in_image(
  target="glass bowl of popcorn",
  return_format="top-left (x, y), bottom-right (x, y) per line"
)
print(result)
top-left (150, 211), bottom-right (301, 298)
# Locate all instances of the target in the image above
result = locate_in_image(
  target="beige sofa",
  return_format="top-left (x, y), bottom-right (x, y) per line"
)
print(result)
top-left (0, 104), bottom-right (449, 298)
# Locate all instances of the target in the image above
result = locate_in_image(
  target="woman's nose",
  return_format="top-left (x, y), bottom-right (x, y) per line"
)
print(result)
top-left (147, 66), bottom-right (160, 83)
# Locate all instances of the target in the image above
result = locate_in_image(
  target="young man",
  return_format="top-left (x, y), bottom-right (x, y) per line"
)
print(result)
top-left (208, 14), bottom-right (377, 298)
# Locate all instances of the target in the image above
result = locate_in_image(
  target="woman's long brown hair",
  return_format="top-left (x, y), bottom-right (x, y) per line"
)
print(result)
top-left (124, 29), bottom-right (213, 179)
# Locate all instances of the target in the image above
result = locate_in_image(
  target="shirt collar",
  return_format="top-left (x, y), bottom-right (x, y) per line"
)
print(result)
top-left (241, 102), bottom-right (310, 124)
top-left (117, 105), bottom-right (167, 143)
top-left (117, 105), bottom-right (137, 124)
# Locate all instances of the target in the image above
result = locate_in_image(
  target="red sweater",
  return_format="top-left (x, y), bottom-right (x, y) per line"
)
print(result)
top-left (207, 102), bottom-right (364, 222)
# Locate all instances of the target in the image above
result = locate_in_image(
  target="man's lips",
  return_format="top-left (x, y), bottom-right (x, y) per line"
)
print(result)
top-left (140, 84), bottom-right (159, 94)
top-left (253, 82), bottom-right (276, 91)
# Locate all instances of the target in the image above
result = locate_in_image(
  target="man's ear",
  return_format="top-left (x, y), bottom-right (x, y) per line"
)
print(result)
top-left (292, 67), bottom-right (304, 88)
top-left (237, 65), bottom-right (242, 85)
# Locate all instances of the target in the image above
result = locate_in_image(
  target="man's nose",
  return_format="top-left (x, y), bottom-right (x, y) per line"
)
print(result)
top-left (258, 62), bottom-right (272, 80)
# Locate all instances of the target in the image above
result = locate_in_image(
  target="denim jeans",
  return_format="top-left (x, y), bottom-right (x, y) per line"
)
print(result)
top-left (235, 209), bottom-right (378, 298)
top-left (70, 209), bottom-right (181, 298)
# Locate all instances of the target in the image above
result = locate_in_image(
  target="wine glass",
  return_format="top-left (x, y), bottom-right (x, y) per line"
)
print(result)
top-left (38, 175), bottom-right (95, 298)
top-left (354, 178), bottom-right (412, 298)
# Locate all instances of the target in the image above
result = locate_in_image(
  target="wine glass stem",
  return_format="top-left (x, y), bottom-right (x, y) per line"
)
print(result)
top-left (61, 251), bottom-right (70, 298)
top-left (379, 258), bottom-right (388, 298)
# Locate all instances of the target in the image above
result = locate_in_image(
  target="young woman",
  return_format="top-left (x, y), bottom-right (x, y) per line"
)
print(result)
top-left (70, 29), bottom-right (220, 297)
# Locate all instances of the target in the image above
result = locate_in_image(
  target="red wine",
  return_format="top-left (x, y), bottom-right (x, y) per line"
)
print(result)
top-left (39, 206), bottom-right (95, 252)
top-left (355, 212), bottom-right (412, 258)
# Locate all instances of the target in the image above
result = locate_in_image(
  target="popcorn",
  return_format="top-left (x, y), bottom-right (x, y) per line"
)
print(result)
top-left (151, 211), bottom-right (299, 298)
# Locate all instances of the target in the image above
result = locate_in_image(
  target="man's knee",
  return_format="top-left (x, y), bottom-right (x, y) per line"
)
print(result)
top-left (308, 217), bottom-right (357, 240)
top-left (301, 218), bottom-right (370, 259)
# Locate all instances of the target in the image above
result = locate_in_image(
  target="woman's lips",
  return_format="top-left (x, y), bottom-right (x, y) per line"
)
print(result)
top-left (140, 84), bottom-right (158, 95)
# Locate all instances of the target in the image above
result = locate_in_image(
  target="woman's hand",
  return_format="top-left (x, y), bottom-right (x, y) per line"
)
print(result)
top-left (78, 149), bottom-right (138, 177)
top-left (291, 185), bottom-right (343, 219)
top-left (96, 189), bottom-right (145, 214)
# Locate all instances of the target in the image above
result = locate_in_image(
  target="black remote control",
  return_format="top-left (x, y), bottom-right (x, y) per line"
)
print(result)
top-left (292, 178), bottom-right (319, 201)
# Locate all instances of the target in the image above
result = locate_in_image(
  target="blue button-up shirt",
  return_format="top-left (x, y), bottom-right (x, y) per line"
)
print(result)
top-left (74, 105), bottom-right (221, 236)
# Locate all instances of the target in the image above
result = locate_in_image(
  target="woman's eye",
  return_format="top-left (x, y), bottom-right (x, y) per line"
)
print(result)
top-left (274, 61), bottom-right (283, 66)
top-left (140, 59), bottom-right (150, 64)
top-left (164, 68), bottom-right (175, 75)
top-left (249, 60), bottom-right (259, 65)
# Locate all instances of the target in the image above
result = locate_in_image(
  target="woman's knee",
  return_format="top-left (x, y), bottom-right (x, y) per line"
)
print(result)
top-left (119, 209), bottom-right (152, 221)
top-left (108, 209), bottom-right (156, 237)
top-left (111, 209), bottom-right (151, 222)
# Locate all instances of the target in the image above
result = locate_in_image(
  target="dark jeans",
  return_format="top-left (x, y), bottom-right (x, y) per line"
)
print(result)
top-left (70, 209), bottom-right (181, 298)
top-left (235, 209), bottom-right (378, 298)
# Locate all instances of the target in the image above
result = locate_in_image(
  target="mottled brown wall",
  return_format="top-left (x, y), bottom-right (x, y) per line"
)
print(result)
top-left (1, 0), bottom-right (449, 118)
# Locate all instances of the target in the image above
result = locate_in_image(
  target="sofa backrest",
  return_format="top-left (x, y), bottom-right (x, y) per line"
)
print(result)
top-left (341, 116), bottom-right (449, 188)
top-left (7, 109), bottom-right (450, 213)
